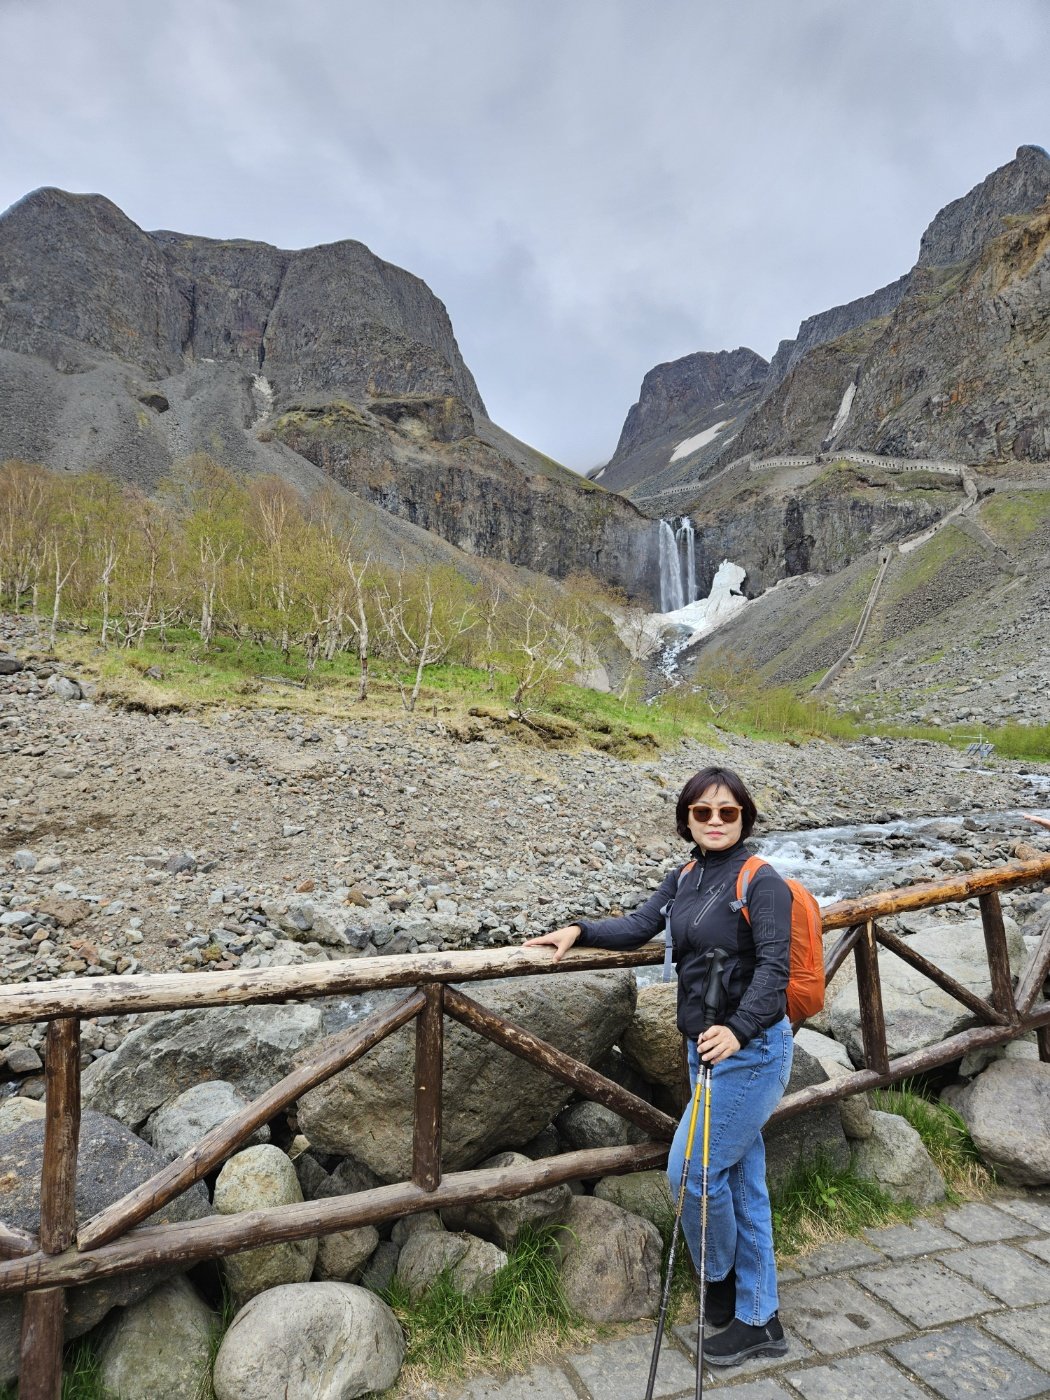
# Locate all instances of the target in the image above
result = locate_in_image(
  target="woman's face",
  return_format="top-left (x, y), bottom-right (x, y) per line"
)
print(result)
top-left (687, 782), bottom-right (744, 853)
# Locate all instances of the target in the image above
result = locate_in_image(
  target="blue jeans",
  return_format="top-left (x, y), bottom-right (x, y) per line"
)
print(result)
top-left (666, 1018), bottom-right (793, 1326)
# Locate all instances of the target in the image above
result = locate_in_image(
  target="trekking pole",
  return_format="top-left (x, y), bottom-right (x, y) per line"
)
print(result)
top-left (643, 947), bottom-right (726, 1400)
top-left (695, 947), bottom-right (728, 1400)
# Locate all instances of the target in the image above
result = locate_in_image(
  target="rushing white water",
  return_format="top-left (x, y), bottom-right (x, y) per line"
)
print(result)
top-left (658, 521), bottom-right (685, 611)
top-left (679, 517), bottom-right (696, 604)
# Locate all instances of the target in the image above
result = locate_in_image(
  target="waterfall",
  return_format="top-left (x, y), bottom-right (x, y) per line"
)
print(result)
top-left (678, 516), bottom-right (696, 604)
top-left (658, 521), bottom-right (685, 611)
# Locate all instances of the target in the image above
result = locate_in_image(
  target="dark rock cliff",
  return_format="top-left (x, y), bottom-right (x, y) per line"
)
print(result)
top-left (916, 144), bottom-right (1050, 269)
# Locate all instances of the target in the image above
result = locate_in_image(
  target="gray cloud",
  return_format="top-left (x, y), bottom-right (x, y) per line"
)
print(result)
top-left (2, 0), bottom-right (1048, 468)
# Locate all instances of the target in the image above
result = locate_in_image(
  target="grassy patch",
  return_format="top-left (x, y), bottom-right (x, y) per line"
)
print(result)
top-left (771, 1153), bottom-right (915, 1260)
top-left (0, 1340), bottom-right (114, 1400)
top-left (872, 1084), bottom-right (993, 1199)
top-left (382, 1226), bottom-right (589, 1387)
top-left (978, 490), bottom-right (1050, 547)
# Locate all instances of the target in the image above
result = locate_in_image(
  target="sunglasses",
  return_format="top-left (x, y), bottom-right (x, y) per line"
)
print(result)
top-left (688, 803), bottom-right (742, 824)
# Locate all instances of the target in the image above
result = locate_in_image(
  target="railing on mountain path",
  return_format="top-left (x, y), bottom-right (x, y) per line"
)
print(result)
top-left (4, 855), bottom-right (1050, 1399)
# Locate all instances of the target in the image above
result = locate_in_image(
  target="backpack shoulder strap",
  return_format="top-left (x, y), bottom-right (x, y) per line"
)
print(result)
top-left (732, 855), bottom-right (768, 920)
top-left (661, 859), bottom-right (697, 981)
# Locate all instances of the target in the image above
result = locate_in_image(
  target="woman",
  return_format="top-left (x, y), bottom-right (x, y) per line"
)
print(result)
top-left (524, 765), bottom-right (793, 1368)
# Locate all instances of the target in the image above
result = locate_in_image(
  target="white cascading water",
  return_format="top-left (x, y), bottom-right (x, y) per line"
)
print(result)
top-left (658, 520), bottom-right (685, 611)
top-left (678, 516), bottom-right (696, 604)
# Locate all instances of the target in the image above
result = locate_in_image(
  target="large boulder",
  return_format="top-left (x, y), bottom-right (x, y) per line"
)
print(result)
top-left (554, 1196), bottom-right (662, 1322)
top-left (97, 1278), bottom-right (215, 1400)
top-left (441, 1151), bottom-right (572, 1248)
top-left (0, 1097), bottom-right (46, 1135)
top-left (297, 972), bottom-right (636, 1179)
top-left (593, 1169), bottom-right (674, 1232)
top-left (0, 1111), bottom-right (211, 1384)
top-left (825, 913), bottom-right (1027, 1064)
top-left (850, 1111), bottom-right (946, 1205)
top-left (83, 1003), bottom-right (325, 1132)
top-left (794, 1028), bottom-right (873, 1140)
top-left (945, 1059), bottom-right (1050, 1185)
top-left (213, 1145), bottom-right (317, 1309)
top-left (143, 1079), bottom-right (270, 1161)
top-left (764, 1043), bottom-right (850, 1189)
top-left (212, 1282), bottom-right (404, 1400)
top-left (620, 982), bottom-right (682, 1087)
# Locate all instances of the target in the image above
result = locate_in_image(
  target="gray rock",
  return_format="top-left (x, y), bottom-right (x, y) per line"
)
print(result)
top-left (4, 1045), bottom-right (42, 1074)
top-left (391, 1211), bottom-right (443, 1247)
top-left (555, 1100), bottom-right (639, 1151)
top-left (359, 1240), bottom-right (399, 1295)
top-left (395, 1229), bottom-right (469, 1299)
top-left (0, 655), bottom-right (21, 675)
top-left (297, 972), bottom-right (635, 1179)
top-left (45, 673), bottom-right (82, 700)
top-left (314, 1226), bottom-right (380, 1282)
top-left (97, 1277), bottom-right (215, 1400)
top-left (83, 1002), bottom-right (325, 1131)
top-left (826, 913), bottom-right (1027, 1064)
top-left (0, 1111), bottom-right (211, 1384)
top-left (213, 1145), bottom-right (317, 1308)
top-left (450, 1235), bottom-right (508, 1297)
top-left (593, 1170), bottom-right (675, 1232)
top-left (12, 850), bottom-right (36, 871)
top-left (764, 1043), bottom-right (850, 1189)
top-left (947, 1059), bottom-right (1050, 1185)
top-left (143, 1079), bottom-right (270, 1161)
top-left (0, 1097), bottom-right (46, 1135)
top-left (850, 1110), bottom-right (947, 1205)
top-left (212, 1282), bottom-right (404, 1400)
top-left (620, 982), bottom-right (682, 1087)
top-left (554, 1195), bottom-right (662, 1322)
top-left (441, 1152), bottom-right (572, 1248)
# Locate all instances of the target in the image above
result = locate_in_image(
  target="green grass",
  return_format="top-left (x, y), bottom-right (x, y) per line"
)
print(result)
top-left (979, 490), bottom-right (1050, 546)
top-left (771, 1153), bottom-right (915, 1259)
top-left (0, 1340), bottom-right (114, 1400)
top-left (382, 1226), bottom-right (588, 1385)
top-left (872, 1084), bottom-right (993, 1199)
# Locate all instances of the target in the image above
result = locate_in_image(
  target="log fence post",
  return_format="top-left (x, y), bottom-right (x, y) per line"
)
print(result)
top-left (979, 891), bottom-right (1020, 1022)
top-left (413, 985), bottom-right (444, 1191)
top-left (18, 1016), bottom-right (81, 1400)
top-left (854, 920), bottom-right (890, 1076)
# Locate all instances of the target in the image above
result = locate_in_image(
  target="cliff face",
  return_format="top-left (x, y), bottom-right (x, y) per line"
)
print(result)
top-left (593, 348), bottom-right (768, 499)
top-left (765, 276), bottom-right (908, 390)
top-left (916, 144), bottom-right (1050, 268)
top-left (0, 187), bottom-right (659, 602)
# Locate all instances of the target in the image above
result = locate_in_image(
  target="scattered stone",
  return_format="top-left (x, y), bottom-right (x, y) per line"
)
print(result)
top-left (0, 1097), bottom-right (46, 1134)
top-left (213, 1145), bottom-right (318, 1308)
top-left (212, 1282), bottom-right (404, 1400)
top-left (441, 1152), bottom-right (572, 1248)
top-left (3, 1045), bottom-right (42, 1074)
top-left (850, 1110), bottom-right (946, 1205)
top-left (0, 655), bottom-right (21, 675)
top-left (12, 850), bottom-right (36, 871)
top-left (97, 1277), bottom-right (215, 1400)
top-left (554, 1195), bottom-right (662, 1322)
top-left (143, 1080), bottom-right (271, 1161)
top-left (946, 1059), bottom-right (1050, 1185)
top-left (46, 674), bottom-right (82, 701)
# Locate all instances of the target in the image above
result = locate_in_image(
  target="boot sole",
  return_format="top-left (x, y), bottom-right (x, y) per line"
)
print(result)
top-left (704, 1338), bottom-right (788, 1368)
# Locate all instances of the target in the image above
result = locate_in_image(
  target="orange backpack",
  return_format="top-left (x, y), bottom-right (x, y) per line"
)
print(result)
top-left (734, 855), bottom-right (825, 1025)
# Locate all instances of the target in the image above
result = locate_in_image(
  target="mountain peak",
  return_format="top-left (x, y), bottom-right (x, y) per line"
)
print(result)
top-left (916, 143), bottom-right (1050, 269)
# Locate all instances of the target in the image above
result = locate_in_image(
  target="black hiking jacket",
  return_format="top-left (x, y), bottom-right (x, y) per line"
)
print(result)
top-left (576, 839), bottom-right (791, 1045)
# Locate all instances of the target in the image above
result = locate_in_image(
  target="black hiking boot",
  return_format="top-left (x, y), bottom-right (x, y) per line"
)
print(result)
top-left (703, 1269), bottom-right (735, 1329)
top-left (703, 1313), bottom-right (787, 1367)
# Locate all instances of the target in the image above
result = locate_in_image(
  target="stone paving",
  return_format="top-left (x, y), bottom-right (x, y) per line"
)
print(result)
top-left (444, 1194), bottom-right (1050, 1399)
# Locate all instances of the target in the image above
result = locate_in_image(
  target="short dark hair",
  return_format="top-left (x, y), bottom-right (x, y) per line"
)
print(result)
top-left (675, 766), bottom-right (757, 842)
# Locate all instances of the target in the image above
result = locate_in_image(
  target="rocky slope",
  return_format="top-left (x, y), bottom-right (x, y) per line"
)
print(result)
top-left (0, 189), bottom-right (658, 601)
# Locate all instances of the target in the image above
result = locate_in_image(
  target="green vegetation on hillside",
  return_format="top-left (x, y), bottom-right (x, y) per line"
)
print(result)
top-left (979, 489), bottom-right (1050, 546)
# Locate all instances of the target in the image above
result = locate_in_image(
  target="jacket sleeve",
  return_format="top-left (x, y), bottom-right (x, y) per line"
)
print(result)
top-left (576, 867), bottom-right (680, 951)
top-left (725, 864), bottom-right (791, 1047)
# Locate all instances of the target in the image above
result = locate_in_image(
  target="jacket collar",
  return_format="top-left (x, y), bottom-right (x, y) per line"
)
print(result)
top-left (690, 837), bottom-right (748, 866)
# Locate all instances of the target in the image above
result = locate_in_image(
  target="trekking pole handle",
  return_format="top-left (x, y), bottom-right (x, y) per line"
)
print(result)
top-left (701, 947), bottom-right (728, 1032)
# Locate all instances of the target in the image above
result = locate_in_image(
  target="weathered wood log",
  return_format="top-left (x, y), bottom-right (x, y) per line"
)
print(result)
top-left (443, 985), bottom-right (677, 1142)
top-left (824, 925), bottom-right (861, 985)
top-left (979, 891), bottom-right (1020, 1022)
top-left (18, 1289), bottom-right (64, 1400)
top-left (39, 1018), bottom-right (81, 1254)
top-left (1038, 1025), bottom-right (1050, 1064)
top-left (0, 1143), bottom-right (670, 1296)
top-left (821, 856), bottom-right (1050, 930)
top-left (77, 990), bottom-right (425, 1252)
top-left (0, 1224), bottom-right (37, 1260)
top-left (854, 921), bottom-right (890, 1075)
top-left (3, 855), bottom-right (1048, 1026)
top-left (413, 985), bottom-right (443, 1192)
top-left (873, 924), bottom-right (1006, 1025)
top-left (1015, 918), bottom-right (1050, 1017)
top-left (771, 999), bottom-right (1050, 1124)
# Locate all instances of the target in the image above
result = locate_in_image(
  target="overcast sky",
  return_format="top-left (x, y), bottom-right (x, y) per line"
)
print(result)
top-left (2, 0), bottom-right (1048, 469)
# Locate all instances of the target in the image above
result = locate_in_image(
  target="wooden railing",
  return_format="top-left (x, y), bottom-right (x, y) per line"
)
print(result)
top-left (3, 854), bottom-right (1050, 1397)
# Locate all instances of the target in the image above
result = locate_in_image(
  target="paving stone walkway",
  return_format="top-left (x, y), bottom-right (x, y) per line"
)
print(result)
top-left (443, 1193), bottom-right (1050, 1400)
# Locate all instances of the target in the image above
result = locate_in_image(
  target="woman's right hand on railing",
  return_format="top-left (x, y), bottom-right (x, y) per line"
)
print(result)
top-left (522, 925), bottom-right (583, 963)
